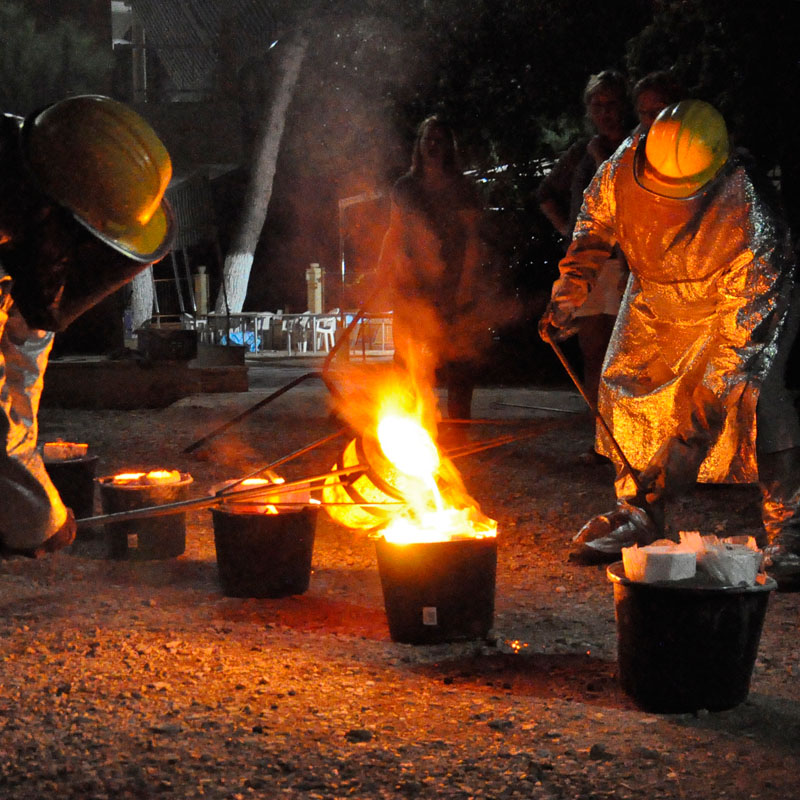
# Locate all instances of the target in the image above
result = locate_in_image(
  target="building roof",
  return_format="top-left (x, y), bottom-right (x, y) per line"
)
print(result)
top-left (132, 0), bottom-right (278, 97)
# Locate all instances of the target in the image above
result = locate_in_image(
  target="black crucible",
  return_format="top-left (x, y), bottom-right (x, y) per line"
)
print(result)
top-left (97, 472), bottom-right (193, 560)
top-left (375, 535), bottom-right (497, 645)
top-left (43, 453), bottom-right (99, 528)
top-left (607, 562), bottom-right (776, 713)
top-left (211, 506), bottom-right (318, 598)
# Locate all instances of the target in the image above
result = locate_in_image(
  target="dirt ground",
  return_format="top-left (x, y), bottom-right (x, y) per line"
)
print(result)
top-left (2, 360), bottom-right (799, 799)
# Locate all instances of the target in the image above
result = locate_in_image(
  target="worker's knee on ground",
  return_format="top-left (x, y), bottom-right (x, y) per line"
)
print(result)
top-left (0, 493), bottom-right (68, 550)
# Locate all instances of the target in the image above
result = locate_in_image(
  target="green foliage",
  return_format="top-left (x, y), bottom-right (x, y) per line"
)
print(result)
top-left (625, 0), bottom-right (800, 206)
top-left (0, 2), bottom-right (113, 116)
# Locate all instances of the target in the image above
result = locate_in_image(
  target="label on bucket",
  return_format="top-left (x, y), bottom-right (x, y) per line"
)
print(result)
top-left (422, 606), bottom-right (438, 626)
top-left (127, 534), bottom-right (138, 550)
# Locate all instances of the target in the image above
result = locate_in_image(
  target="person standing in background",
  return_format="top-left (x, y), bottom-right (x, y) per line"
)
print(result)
top-left (378, 115), bottom-right (492, 422)
top-left (632, 70), bottom-right (684, 135)
top-left (537, 70), bottom-right (632, 459)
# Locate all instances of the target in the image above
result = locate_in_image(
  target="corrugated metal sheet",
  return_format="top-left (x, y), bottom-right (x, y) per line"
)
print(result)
top-left (132, 0), bottom-right (277, 96)
top-left (166, 172), bottom-right (220, 250)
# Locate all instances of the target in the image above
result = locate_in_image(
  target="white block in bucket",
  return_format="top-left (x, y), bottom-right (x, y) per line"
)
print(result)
top-left (622, 545), bottom-right (697, 583)
top-left (699, 545), bottom-right (762, 587)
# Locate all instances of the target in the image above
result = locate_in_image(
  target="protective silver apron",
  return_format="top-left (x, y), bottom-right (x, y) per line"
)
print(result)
top-left (551, 141), bottom-right (799, 499)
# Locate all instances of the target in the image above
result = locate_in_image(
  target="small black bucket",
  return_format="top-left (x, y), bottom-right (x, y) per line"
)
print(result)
top-left (607, 562), bottom-right (776, 713)
top-left (98, 473), bottom-right (193, 560)
top-left (44, 455), bottom-right (99, 526)
top-left (211, 506), bottom-right (318, 598)
top-left (375, 536), bottom-right (497, 645)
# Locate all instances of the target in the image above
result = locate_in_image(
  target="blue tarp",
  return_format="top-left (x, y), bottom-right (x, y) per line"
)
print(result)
top-left (219, 331), bottom-right (261, 352)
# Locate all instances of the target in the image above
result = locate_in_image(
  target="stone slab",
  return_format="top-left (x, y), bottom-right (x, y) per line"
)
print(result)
top-left (42, 359), bottom-right (248, 409)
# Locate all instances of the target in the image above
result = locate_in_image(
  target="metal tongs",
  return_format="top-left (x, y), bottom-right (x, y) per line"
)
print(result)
top-left (542, 330), bottom-right (645, 495)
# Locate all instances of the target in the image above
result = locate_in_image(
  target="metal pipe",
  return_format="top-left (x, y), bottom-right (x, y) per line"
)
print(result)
top-left (544, 332), bottom-right (644, 493)
top-left (78, 464), bottom-right (370, 528)
top-left (443, 430), bottom-right (543, 460)
top-left (224, 429), bottom-right (348, 492)
top-left (182, 371), bottom-right (322, 453)
top-left (490, 401), bottom-right (584, 415)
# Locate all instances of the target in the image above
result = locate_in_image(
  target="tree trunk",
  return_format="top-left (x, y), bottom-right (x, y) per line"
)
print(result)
top-left (215, 36), bottom-right (309, 314)
top-left (130, 267), bottom-right (154, 331)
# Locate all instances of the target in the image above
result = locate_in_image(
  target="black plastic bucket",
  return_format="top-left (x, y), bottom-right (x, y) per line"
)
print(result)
top-left (211, 506), bottom-right (318, 598)
top-left (375, 536), bottom-right (497, 644)
top-left (44, 455), bottom-right (99, 526)
top-left (98, 473), bottom-right (193, 560)
top-left (607, 562), bottom-right (776, 713)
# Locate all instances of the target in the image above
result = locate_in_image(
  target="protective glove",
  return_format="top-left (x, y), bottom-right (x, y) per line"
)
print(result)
top-left (569, 498), bottom-right (664, 564)
top-left (538, 300), bottom-right (579, 342)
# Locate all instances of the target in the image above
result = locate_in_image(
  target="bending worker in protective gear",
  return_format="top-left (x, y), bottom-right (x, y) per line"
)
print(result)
top-left (0, 95), bottom-right (175, 558)
top-left (539, 100), bottom-right (800, 590)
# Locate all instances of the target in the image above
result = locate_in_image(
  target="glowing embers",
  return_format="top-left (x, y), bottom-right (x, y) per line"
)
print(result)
top-left (97, 470), bottom-right (193, 560)
top-left (214, 474), bottom-right (314, 516)
top-left (42, 440), bottom-right (89, 461)
top-left (110, 469), bottom-right (182, 485)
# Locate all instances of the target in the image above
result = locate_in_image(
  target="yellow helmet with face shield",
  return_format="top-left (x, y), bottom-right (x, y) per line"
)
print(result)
top-left (635, 100), bottom-right (730, 199)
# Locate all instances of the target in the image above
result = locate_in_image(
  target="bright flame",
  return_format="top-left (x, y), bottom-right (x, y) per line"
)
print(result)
top-left (322, 376), bottom-right (496, 544)
top-left (377, 413), bottom-right (440, 479)
top-left (382, 507), bottom-right (497, 545)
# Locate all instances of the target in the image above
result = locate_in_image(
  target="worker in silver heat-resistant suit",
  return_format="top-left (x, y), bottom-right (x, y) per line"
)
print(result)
top-left (0, 95), bottom-right (175, 558)
top-left (539, 100), bottom-right (800, 590)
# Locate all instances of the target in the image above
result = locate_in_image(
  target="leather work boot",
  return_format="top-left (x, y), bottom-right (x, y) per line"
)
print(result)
top-left (569, 499), bottom-right (664, 565)
top-left (759, 447), bottom-right (800, 591)
top-left (763, 545), bottom-right (800, 592)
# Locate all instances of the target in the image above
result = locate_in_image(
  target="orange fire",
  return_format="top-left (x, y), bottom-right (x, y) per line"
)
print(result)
top-left (218, 477), bottom-right (280, 515)
top-left (322, 367), bottom-right (496, 544)
top-left (112, 469), bottom-right (182, 486)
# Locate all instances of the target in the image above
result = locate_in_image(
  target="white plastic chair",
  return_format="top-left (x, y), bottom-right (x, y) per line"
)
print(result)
top-left (315, 315), bottom-right (337, 352)
top-left (282, 314), bottom-right (310, 354)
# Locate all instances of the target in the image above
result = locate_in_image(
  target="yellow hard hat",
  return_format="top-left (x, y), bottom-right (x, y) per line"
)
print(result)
top-left (22, 95), bottom-right (175, 262)
top-left (635, 99), bottom-right (730, 198)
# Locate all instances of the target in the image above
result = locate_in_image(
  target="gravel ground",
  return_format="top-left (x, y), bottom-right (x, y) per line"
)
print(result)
top-left (2, 361), bottom-right (799, 799)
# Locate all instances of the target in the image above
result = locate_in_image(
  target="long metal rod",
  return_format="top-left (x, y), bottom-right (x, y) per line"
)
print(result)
top-left (77, 464), bottom-right (370, 528)
top-left (182, 371), bottom-right (322, 453)
top-left (544, 333), bottom-right (643, 493)
top-left (490, 401), bottom-right (584, 415)
top-left (224, 429), bottom-right (349, 492)
top-left (444, 429), bottom-right (543, 460)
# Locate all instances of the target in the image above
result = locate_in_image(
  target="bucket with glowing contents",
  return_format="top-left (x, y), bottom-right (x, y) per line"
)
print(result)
top-left (211, 505), bottom-right (317, 598)
top-left (210, 477), bottom-right (317, 598)
top-left (375, 523), bottom-right (498, 644)
top-left (97, 470), bottom-right (193, 560)
top-left (321, 406), bottom-right (497, 643)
